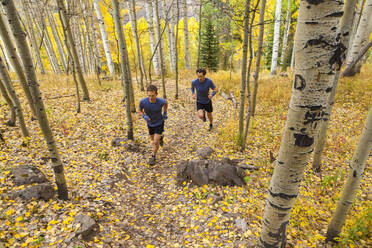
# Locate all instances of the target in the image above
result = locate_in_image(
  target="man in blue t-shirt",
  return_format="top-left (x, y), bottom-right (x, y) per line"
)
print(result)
top-left (138, 85), bottom-right (168, 165)
top-left (191, 68), bottom-right (217, 131)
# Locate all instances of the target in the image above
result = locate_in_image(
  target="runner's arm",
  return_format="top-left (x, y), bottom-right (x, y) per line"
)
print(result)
top-left (163, 101), bottom-right (168, 113)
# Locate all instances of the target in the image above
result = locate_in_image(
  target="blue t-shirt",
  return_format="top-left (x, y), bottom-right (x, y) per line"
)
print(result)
top-left (139, 97), bottom-right (166, 127)
top-left (191, 78), bottom-right (216, 104)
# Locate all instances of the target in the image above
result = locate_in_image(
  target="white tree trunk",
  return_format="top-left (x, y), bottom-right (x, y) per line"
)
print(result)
top-left (30, 3), bottom-right (62, 74)
top-left (93, 0), bottom-right (115, 75)
top-left (154, 0), bottom-right (167, 97)
top-left (326, 106), bottom-right (372, 241)
top-left (87, 0), bottom-right (102, 71)
top-left (0, 38), bottom-right (13, 71)
top-left (162, 1), bottom-right (174, 71)
top-left (0, 77), bottom-right (16, 126)
top-left (127, 0), bottom-right (145, 91)
top-left (252, 0), bottom-right (266, 115)
top-left (345, 0), bottom-right (372, 74)
top-left (153, 0), bottom-right (167, 74)
top-left (46, 6), bottom-right (68, 72)
top-left (80, 0), bottom-right (96, 73)
top-left (0, 14), bottom-right (37, 119)
top-left (169, 1), bottom-right (177, 72)
top-left (3, 0), bottom-right (69, 199)
top-left (270, 0), bottom-right (282, 75)
top-left (19, 0), bottom-right (46, 74)
top-left (56, 0), bottom-right (90, 101)
top-left (112, 0), bottom-right (134, 140)
top-left (258, 1), bottom-right (343, 246)
top-left (182, 0), bottom-right (191, 68)
top-left (280, 0), bottom-right (291, 70)
top-left (346, 0), bottom-right (366, 61)
top-left (312, 0), bottom-right (357, 171)
top-left (145, 0), bottom-right (160, 74)
top-left (238, 0), bottom-right (250, 142)
top-left (0, 56), bottom-right (29, 137)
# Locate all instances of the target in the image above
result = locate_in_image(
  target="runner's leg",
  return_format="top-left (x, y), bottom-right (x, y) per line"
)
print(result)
top-left (197, 109), bottom-right (205, 120)
top-left (207, 112), bottom-right (213, 124)
top-left (153, 134), bottom-right (161, 156)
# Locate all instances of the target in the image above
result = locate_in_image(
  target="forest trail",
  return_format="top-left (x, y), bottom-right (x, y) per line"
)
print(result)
top-left (1, 75), bottom-right (370, 247)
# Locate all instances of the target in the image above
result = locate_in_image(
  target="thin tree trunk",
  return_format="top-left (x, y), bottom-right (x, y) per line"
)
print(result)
top-left (241, 0), bottom-right (259, 152)
top-left (342, 40), bottom-right (372, 76)
top-left (346, 0), bottom-right (365, 62)
top-left (127, 0), bottom-right (145, 91)
top-left (2, 0), bottom-right (69, 199)
top-left (31, 3), bottom-right (62, 74)
top-left (326, 106), bottom-right (372, 241)
top-left (155, 0), bottom-right (167, 98)
top-left (161, 1), bottom-right (174, 72)
top-left (19, 0), bottom-right (46, 74)
top-left (280, 0), bottom-right (291, 71)
top-left (182, 0), bottom-right (191, 68)
top-left (112, 0), bottom-right (134, 140)
top-left (175, 0), bottom-right (180, 99)
top-left (0, 13), bottom-right (37, 119)
top-left (344, 0), bottom-right (372, 76)
top-left (312, 0), bottom-right (359, 171)
top-left (0, 38), bottom-right (12, 71)
top-left (270, 0), bottom-right (282, 75)
top-left (46, 6), bottom-right (68, 72)
top-left (170, 1), bottom-right (177, 73)
top-left (153, 0), bottom-right (167, 75)
top-left (251, 0), bottom-right (266, 116)
top-left (56, 0), bottom-right (90, 101)
top-left (87, 0), bottom-right (102, 84)
top-left (258, 1), bottom-right (343, 246)
top-left (196, 0), bottom-right (202, 69)
top-left (59, 4), bottom-right (81, 113)
top-left (0, 77), bottom-right (16, 126)
top-left (145, 0), bottom-right (160, 75)
top-left (238, 0), bottom-right (250, 143)
top-left (290, 41), bottom-right (295, 68)
top-left (93, 0), bottom-right (115, 75)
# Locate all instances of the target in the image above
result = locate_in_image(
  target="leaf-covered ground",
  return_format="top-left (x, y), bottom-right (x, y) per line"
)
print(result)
top-left (0, 68), bottom-right (371, 247)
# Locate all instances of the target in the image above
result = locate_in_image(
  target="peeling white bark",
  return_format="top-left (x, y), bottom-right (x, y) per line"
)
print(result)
top-left (270, 0), bottom-right (282, 75)
top-left (326, 106), bottom-right (372, 241)
top-left (93, 0), bottom-right (115, 75)
top-left (145, 0), bottom-right (160, 74)
top-left (259, 1), bottom-right (343, 247)
top-left (182, 0), bottom-right (191, 68)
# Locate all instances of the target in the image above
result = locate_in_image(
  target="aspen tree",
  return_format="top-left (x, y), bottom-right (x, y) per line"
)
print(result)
top-left (258, 1), bottom-right (344, 246)
top-left (2, 0), bottom-right (69, 199)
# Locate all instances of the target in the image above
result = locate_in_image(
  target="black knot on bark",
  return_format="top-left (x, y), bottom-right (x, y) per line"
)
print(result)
top-left (293, 133), bottom-right (314, 147)
top-left (294, 74), bottom-right (306, 91)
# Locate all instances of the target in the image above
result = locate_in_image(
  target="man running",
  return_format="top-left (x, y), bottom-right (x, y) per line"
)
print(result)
top-left (139, 85), bottom-right (168, 165)
top-left (191, 68), bottom-right (217, 131)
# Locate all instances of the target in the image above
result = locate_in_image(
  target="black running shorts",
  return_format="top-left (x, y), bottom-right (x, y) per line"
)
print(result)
top-left (196, 101), bottom-right (213, 113)
top-left (148, 122), bottom-right (164, 135)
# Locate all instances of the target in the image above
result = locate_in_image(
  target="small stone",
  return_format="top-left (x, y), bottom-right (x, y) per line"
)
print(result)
top-left (73, 214), bottom-right (99, 240)
top-left (235, 218), bottom-right (248, 232)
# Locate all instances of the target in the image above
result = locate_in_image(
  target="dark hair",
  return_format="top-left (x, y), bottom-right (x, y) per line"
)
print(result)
top-left (147, 84), bottom-right (158, 93)
top-left (196, 68), bottom-right (206, 75)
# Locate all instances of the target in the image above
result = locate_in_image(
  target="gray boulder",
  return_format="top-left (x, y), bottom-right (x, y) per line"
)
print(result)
top-left (11, 165), bottom-right (48, 186)
top-left (197, 147), bottom-right (214, 159)
top-left (11, 183), bottom-right (55, 201)
top-left (177, 158), bottom-right (245, 186)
